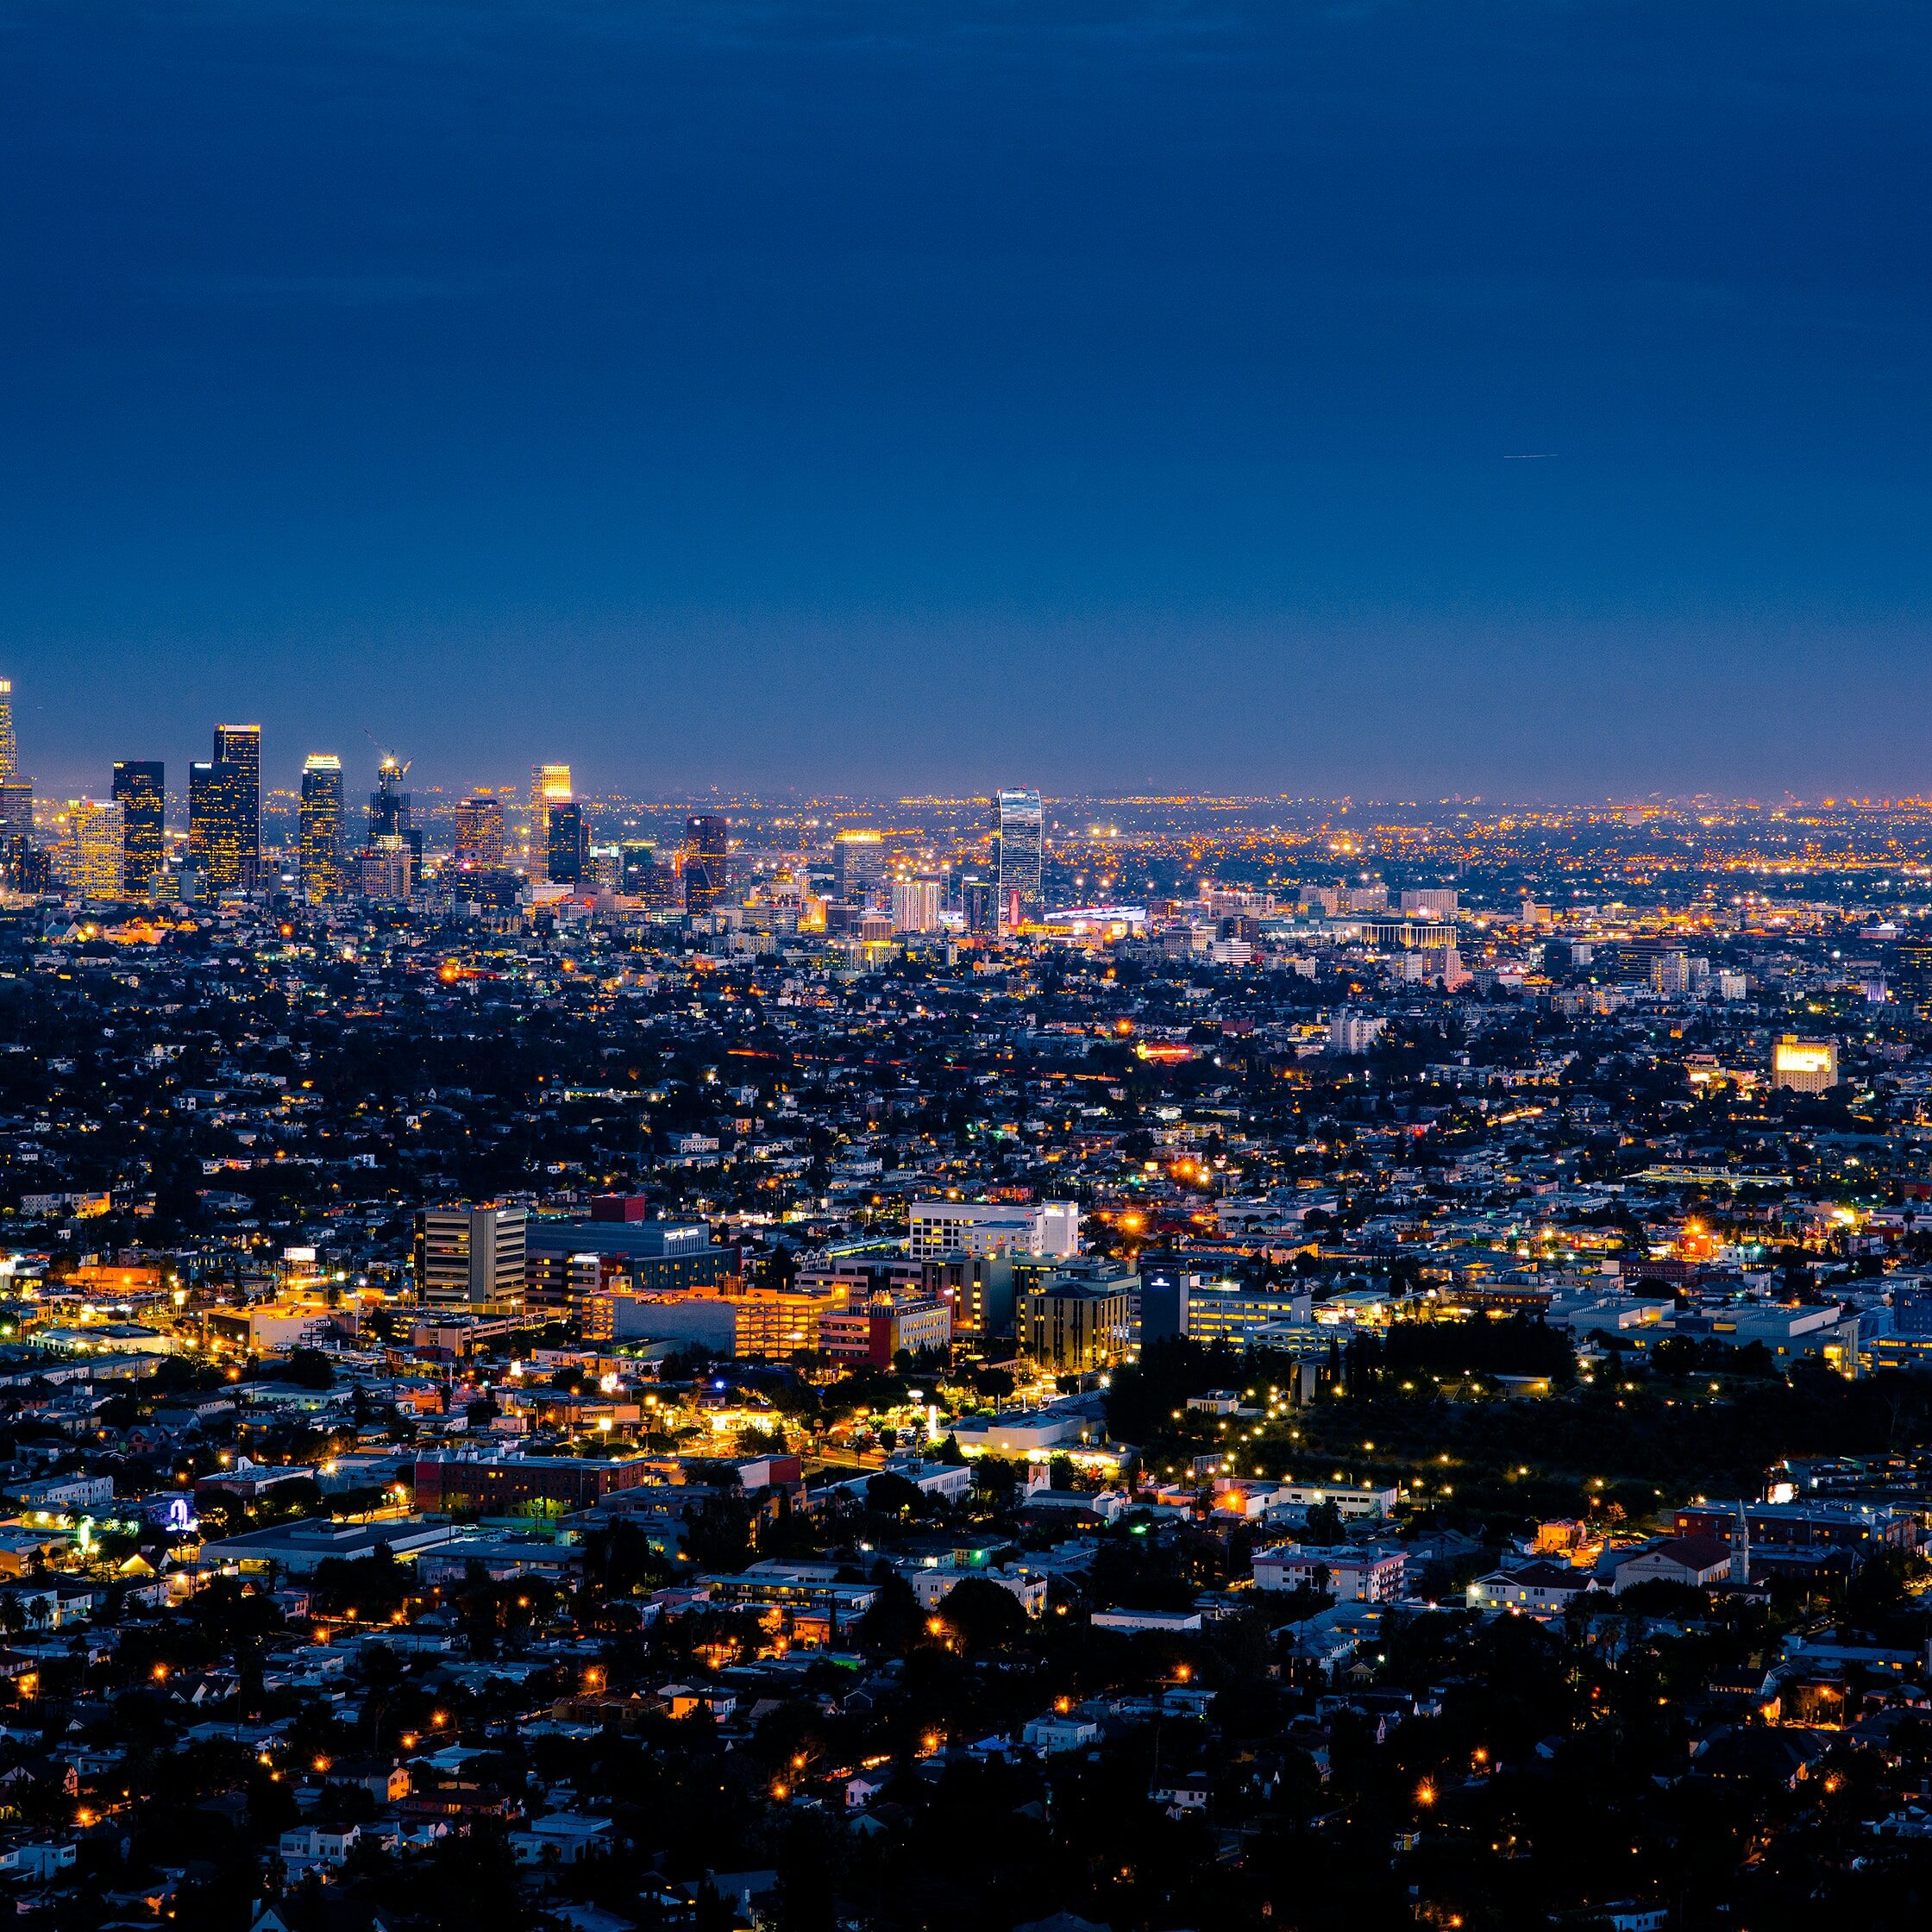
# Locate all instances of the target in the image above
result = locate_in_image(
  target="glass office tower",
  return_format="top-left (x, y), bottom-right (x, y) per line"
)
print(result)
top-left (110, 760), bottom-right (165, 897)
top-left (996, 788), bottom-right (1044, 928)
top-left (299, 755), bottom-right (344, 900)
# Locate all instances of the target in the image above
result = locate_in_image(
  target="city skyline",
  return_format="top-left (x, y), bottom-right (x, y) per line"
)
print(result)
top-left (6, 7), bottom-right (1932, 1929)
top-left (12, 674), bottom-right (1932, 817)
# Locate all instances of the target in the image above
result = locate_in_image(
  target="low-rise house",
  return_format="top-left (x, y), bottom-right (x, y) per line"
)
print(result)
top-left (1466, 1560), bottom-right (1601, 1616)
top-left (1150, 1773), bottom-right (1210, 1816)
top-left (511, 1811), bottom-right (614, 1865)
top-left (904, 1563), bottom-right (1049, 1617)
top-left (279, 1822), bottom-right (362, 1869)
top-left (1022, 1712), bottom-right (1101, 1753)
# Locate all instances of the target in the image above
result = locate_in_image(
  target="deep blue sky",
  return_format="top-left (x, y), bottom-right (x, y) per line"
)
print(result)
top-left (3, 0), bottom-right (1929, 800)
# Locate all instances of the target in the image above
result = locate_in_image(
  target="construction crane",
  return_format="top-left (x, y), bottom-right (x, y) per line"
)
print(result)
top-left (363, 728), bottom-right (411, 780)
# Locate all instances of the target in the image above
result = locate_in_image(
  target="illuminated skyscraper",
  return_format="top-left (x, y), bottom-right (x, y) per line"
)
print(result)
top-left (621, 843), bottom-right (681, 909)
top-left (455, 797), bottom-right (505, 868)
top-left (368, 756), bottom-right (406, 838)
top-left (367, 752), bottom-right (420, 890)
top-left (962, 876), bottom-right (998, 935)
top-left (0, 683), bottom-right (30, 858)
top-left (683, 813), bottom-right (730, 913)
top-left (891, 875), bottom-right (942, 934)
top-left (188, 762), bottom-right (241, 887)
top-left (529, 763), bottom-right (572, 872)
top-left (189, 724), bottom-right (260, 888)
top-left (832, 828), bottom-right (885, 904)
top-left (215, 724), bottom-right (260, 875)
top-left (299, 755), bottom-right (344, 900)
top-left (995, 788), bottom-right (1044, 928)
top-left (62, 800), bottom-right (124, 900)
top-left (357, 837), bottom-right (412, 901)
top-left (547, 801), bottom-right (590, 886)
top-left (1897, 941), bottom-right (1932, 1023)
top-left (110, 761), bottom-right (165, 898)
top-left (0, 782), bottom-right (31, 853)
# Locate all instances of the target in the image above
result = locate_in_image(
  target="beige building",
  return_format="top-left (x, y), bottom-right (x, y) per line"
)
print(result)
top-left (414, 1205), bottom-right (528, 1313)
top-left (1018, 1280), bottom-right (1132, 1372)
top-left (1771, 1035), bottom-right (1837, 1095)
top-left (60, 799), bottom-right (124, 900)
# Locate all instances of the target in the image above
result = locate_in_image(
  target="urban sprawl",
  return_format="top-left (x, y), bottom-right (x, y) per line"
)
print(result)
top-left (9, 692), bottom-right (1932, 1930)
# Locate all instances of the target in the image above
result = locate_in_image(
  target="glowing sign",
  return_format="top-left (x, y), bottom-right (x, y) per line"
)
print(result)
top-left (1046, 906), bottom-right (1146, 926)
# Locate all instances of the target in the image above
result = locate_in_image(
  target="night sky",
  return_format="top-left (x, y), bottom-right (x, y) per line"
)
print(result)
top-left (3, 1), bottom-right (1929, 800)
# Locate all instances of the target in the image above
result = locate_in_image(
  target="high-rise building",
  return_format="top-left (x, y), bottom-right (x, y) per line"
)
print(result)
top-left (995, 788), bottom-right (1044, 928)
top-left (454, 797), bottom-right (505, 869)
top-left (832, 829), bottom-right (886, 904)
top-left (413, 1204), bottom-right (528, 1313)
top-left (547, 800), bottom-right (590, 886)
top-left (0, 782), bottom-right (32, 854)
top-left (298, 756), bottom-right (344, 901)
top-left (214, 724), bottom-right (260, 880)
top-left (187, 762), bottom-right (223, 883)
top-left (0, 684), bottom-right (28, 878)
top-left (529, 763), bottom-right (572, 871)
top-left (962, 876), bottom-right (999, 935)
top-left (1017, 1276), bottom-right (1134, 1372)
top-left (891, 875), bottom-right (942, 934)
top-left (61, 800), bottom-right (124, 900)
top-left (110, 762), bottom-right (165, 898)
top-left (1651, 950), bottom-right (1690, 997)
top-left (357, 837), bottom-right (412, 902)
top-left (188, 724), bottom-right (260, 889)
top-left (1138, 1255), bottom-right (1203, 1346)
top-left (368, 757), bottom-right (406, 840)
top-left (619, 843), bottom-right (681, 910)
top-left (683, 814), bottom-right (730, 913)
top-left (367, 755), bottom-right (420, 891)
top-left (618, 842), bottom-right (656, 892)
top-left (1895, 942), bottom-right (1932, 1023)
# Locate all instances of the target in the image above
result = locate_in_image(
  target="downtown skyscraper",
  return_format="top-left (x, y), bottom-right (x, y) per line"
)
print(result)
top-left (0, 679), bottom-right (30, 854)
top-left (110, 761), bottom-right (165, 897)
top-left (187, 724), bottom-right (260, 889)
top-left (62, 799), bottom-right (124, 900)
top-left (368, 752), bottom-right (421, 892)
top-left (996, 787), bottom-right (1044, 929)
top-left (546, 800), bottom-right (590, 886)
top-left (683, 813), bottom-right (729, 913)
top-left (454, 796), bottom-right (505, 869)
top-left (299, 755), bottom-right (344, 900)
top-left (529, 763), bottom-right (571, 876)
